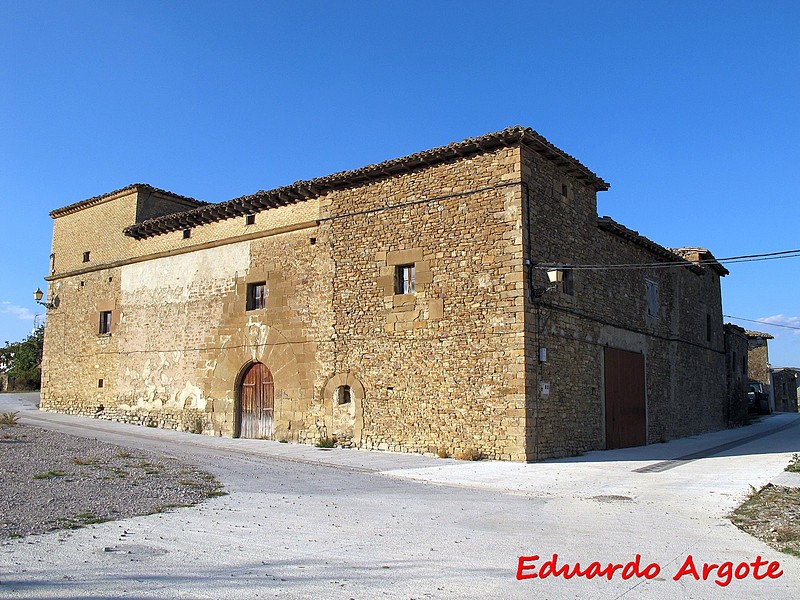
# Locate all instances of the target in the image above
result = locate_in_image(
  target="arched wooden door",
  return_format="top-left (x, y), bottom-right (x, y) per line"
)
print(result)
top-left (238, 362), bottom-right (274, 439)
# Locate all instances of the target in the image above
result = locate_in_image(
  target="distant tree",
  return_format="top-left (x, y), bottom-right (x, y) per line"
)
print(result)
top-left (0, 325), bottom-right (44, 391)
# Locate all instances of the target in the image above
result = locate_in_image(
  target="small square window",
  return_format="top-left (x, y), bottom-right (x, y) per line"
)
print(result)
top-left (183, 229), bottom-right (191, 239)
top-left (246, 282), bottom-right (267, 310)
top-left (395, 264), bottom-right (415, 295)
top-left (246, 214), bottom-right (256, 226)
top-left (99, 311), bottom-right (112, 335)
top-left (82, 251), bottom-right (90, 263)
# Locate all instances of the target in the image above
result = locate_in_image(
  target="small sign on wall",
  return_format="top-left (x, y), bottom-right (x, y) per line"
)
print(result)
top-left (540, 382), bottom-right (551, 396)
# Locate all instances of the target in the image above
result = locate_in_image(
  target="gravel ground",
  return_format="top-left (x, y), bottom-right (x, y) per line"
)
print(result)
top-left (0, 422), bottom-right (223, 539)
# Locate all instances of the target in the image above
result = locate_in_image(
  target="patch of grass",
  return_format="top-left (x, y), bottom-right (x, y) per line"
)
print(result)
top-left (731, 482), bottom-right (800, 557)
top-left (316, 436), bottom-right (335, 448)
top-left (188, 417), bottom-right (204, 435)
top-left (116, 450), bottom-right (134, 459)
top-left (0, 412), bottom-right (20, 426)
top-left (71, 457), bottom-right (98, 466)
top-left (455, 448), bottom-right (484, 461)
top-left (436, 447), bottom-right (450, 459)
top-left (786, 453), bottom-right (800, 473)
top-left (33, 470), bottom-right (67, 480)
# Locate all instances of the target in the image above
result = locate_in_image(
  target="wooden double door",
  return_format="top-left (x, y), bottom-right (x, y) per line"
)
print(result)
top-left (604, 347), bottom-right (646, 449)
top-left (238, 362), bottom-right (274, 439)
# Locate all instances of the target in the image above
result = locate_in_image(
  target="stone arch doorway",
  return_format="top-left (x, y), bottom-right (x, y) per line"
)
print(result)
top-left (322, 373), bottom-right (365, 445)
top-left (236, 362), bottom-right (274, 439)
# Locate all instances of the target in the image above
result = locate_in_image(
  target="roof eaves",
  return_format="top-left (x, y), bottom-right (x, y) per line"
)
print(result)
top-left (50, 183), bottom-right (207, 219)
top-left (597, 217), bottom-right (704, 274)
top-left (124, 126), bottom-right (610, 239)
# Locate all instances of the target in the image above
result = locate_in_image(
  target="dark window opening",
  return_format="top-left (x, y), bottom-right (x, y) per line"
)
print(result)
top-left (98, 379), bottom-right (104, 388)
top-left (561, 182), bottom-right (569, 197)
top-left (246, 282), bottom-right (267, 310)
top-left (246, 214), bottom-right (256, 226)
top-left (183, 228), bottom-right (191, 239)
top-left (335, 385), bottom-right (352, 405)
top-left (309, 237), bottom-right (317, 245)
top-left (80, 281), bottom-right (85, 287)
top-left (562, 269), bottom-right (574, 296)
top-left (645, 279), bottom-right (659, 318)
top-left (99, 311), bottom-right (112, 335)
top-left (82, 251), bottom-right (90, 263)
top-left (395, 264), bottom-right (415, 295)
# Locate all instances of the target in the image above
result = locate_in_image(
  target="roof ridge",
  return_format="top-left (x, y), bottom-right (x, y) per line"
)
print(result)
top-left (50, 183), bottom-right (207, 218)
top-left (124, 126), bottom-right (609, 239)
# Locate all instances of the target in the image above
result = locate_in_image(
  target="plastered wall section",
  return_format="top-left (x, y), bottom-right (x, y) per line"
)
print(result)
top-left (521, 146), bottom-right (727, 460)
top-left (319, 146), bottom-right (528, 461)
top-left (42, 194), bottom-right (326, 435)
top-left (41, 231), bottom-right (335, 438)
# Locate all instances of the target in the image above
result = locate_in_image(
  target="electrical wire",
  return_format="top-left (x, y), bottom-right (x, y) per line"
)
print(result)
top-left (535, 249), bottom-right (800, 271)
top-left (723, 315), bottom-right (800, 331)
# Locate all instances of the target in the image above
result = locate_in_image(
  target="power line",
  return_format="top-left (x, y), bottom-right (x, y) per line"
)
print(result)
top-left (723, 315), bottom-right (800, 332)
top-left (536, 249), bottom-right (800, 271)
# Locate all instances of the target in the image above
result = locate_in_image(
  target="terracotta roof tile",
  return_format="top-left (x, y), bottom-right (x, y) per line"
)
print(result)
top-left (124, 126), bottom-right (610, 240)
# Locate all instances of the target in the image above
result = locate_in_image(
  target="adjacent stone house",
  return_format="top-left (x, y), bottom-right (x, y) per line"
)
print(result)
top-left (746, 330), bottom-right (774, 412)
top-left (724, 323), bottom-right (749, 425)
top-left (771, 368), bottom-right (799, 413)
top-left (39, 126), bottom-right (730, 461)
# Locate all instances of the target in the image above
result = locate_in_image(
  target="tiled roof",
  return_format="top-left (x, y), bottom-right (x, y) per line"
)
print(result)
top-left (670, 247), bottom-right (729, 276)
top-left (50, 184), bottom-right (207, 218)
top-left (597, 217), bottom-right (705, 274)
top-left (123, 126), bottom-right (611, 240)
top-left (745, 330), bottom-right (775, 340)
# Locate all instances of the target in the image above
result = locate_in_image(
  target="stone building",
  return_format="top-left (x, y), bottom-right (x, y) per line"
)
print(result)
top-left (39, 126), bottom-right (730, 461)
top-left (723, 323), bottom-right (749, 425)
top-left (746, 330), bottom-right (774, 412)
top-left (771, 368), bottom-right (799, 413)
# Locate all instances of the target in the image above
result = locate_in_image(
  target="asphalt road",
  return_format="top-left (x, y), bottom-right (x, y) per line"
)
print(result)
top-left (1, 393), bottom-right (798, 599)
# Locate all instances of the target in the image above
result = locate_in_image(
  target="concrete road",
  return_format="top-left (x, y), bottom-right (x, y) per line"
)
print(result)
top-left (0, 393), bottom-right (798, 599)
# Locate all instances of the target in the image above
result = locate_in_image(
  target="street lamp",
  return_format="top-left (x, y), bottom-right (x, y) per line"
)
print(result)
top-left (33, 288), bottom-right (59, 309)
top-left (530, 266), bottom-right (564, 298)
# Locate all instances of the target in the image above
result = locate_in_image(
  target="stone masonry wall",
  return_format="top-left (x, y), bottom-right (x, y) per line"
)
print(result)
top-left (321, 147), bottom-right (528, 460)
top-left (521, 146), bottom-right (727, 460)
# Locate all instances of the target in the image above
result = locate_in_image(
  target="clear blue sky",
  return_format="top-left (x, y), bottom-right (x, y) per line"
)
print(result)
top-left (1, 1), bottom-right (798, 366)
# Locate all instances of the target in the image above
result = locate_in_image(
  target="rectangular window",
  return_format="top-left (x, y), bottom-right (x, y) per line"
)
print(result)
top-left (246, 214), bottom-right (256, 225)
top-left (99, 311), bottom-right (112, 334)
top-left (83, 251), bottom-right (91, 263)
top-left (645, 279), bottom-right (659, 319)
top-left (246, 282), bottom-right (267, 310)
top-left (395, 264), bottom-right (415, 295)
top-left (183, 228), bottom-right (191, 239)
top-left (98, 379), bottom-right (104, 388)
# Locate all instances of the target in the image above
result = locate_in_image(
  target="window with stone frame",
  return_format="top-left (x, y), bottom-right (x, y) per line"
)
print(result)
top-left (246, 282), bottom-right (266, 311)
top-left (645, 279), bottom-right (659, 319)
top-left (99, 311), bottom-right (112, 335)
top-left (395, 264), bottom-right (415, 295)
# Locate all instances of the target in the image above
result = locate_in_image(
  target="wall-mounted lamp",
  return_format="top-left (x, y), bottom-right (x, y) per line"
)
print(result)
top-left (33, 288), bottom-right (59, 309)
top-left (531, 266), bottom-right (564, 298)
